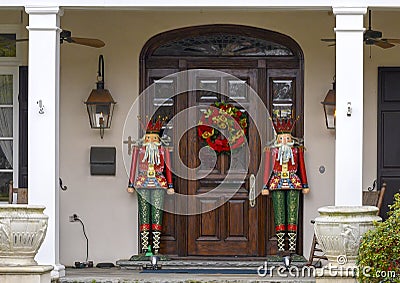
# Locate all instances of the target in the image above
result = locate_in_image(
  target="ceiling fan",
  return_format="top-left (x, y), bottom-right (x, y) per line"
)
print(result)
top-left (321, 10), bottom-right (400, 49)
top-left (0, 29), bottom-right (105, 48)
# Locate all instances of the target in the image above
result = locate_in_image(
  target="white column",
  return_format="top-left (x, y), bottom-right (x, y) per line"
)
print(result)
top-left (333, 7), bottom-right (367, 206)
top-left (25, 6), bottom-right (65, 278)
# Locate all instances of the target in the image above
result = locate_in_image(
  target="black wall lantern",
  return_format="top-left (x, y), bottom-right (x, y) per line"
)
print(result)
top-left (321, 79), bottom-right (336, 130)
top-left (85, 55), bottom-right (116, 139)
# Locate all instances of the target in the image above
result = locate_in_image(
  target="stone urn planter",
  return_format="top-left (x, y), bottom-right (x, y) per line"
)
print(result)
top-left (0, 205), bottom-right (48, 266)
top-left (314, 206), bottom-right (381, 266)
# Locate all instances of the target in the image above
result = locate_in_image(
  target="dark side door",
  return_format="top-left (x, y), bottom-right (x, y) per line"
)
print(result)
top-left (377, 67), bottom-right (400, 219)
top-left (19, 66), bottom-right (28, 188)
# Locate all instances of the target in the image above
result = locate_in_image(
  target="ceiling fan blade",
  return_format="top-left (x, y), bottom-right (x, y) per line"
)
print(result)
top-left (321, 38), bottom-right (336, 42)
top-left (69, 37), bottom-right (105, 48)
top-left (382, 38), bottom-right (400, 44)
top-left (373, 40), bottom-right (395, 49)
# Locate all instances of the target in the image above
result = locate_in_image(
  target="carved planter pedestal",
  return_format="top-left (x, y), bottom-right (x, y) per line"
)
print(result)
top-left (314, 206), bottom-right (381, 267)
top-left (0, 205), bottom-right (53, 283)
top-left (0, 204), bottom-right (48, 266)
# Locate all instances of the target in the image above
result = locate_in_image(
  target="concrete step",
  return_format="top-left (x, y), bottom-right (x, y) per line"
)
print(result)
top-left (116, 259), bottom-right (307, 270)
top-left (117, 255), bottom-right (308, 270)
top-left (60, 257), bottom-right (315, 283)
top-left (59, 267), bottom-right (316, 283)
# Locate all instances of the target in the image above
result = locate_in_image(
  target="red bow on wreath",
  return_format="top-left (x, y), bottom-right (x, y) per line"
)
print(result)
top-left (197, 102), bottom-right (248, 154)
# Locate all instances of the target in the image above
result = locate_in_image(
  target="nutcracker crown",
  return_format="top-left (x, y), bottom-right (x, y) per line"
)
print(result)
top-left (272, 117), bottom-right (296, 134)
top-left (138, 115), bottom-right (168, 134)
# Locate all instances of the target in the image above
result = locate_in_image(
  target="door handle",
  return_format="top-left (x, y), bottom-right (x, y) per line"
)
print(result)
top-left (249, 174), bottom-right (256, 208)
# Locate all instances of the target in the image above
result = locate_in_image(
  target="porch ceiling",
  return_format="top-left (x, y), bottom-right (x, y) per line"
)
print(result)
top-left (0, 0), bottom-right (399, 10)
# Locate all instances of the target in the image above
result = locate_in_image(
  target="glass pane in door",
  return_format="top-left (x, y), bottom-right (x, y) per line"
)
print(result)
top-left (271, 78), bottom-right (294, 118)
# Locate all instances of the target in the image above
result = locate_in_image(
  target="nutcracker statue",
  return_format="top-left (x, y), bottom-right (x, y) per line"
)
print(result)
top-left (262, 116), bottom-right (309, 255)
top-left (127, 117), bottom-right (174, 255)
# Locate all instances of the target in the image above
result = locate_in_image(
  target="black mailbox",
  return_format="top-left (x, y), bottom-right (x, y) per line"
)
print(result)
top-left (90, 147), bottom-right (116, 176)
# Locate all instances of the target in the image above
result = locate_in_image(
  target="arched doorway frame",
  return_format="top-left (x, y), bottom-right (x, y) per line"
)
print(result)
top-left (139, 24), bottom-right (305, 257)
top-left (140, 24), bottom-right (304, 136)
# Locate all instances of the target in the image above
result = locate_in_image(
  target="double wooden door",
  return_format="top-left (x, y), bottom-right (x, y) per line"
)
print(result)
top-left (144, 60), bottom-right (303, 257)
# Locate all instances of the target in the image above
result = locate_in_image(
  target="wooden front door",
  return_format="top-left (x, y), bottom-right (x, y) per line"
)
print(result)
top-left (140, 24), bottom-right (304, 257)
top-left (185, 68), bottom-right (261, 256)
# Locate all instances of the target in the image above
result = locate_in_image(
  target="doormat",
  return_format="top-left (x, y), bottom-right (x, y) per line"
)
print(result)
top-left (266, 254), bottom-right (307, 262)
top-left (129, 254), bottom-right (170, 261)
top-left (140, 269), bottom-right (264, 274)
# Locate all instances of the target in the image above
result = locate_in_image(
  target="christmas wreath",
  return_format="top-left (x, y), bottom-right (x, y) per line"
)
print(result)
top-left (197, 102), bottom-right (248, 154)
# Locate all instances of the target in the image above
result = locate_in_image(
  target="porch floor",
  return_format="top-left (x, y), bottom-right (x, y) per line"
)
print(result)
top-left (58, 259), bottom-right (316, 283)
top-left (58, 267), bottom-right (316, 283)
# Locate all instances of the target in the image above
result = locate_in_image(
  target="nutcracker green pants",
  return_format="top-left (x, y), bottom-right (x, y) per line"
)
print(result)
top-left (137, 189), bottom-right (165, 232)
top-left (271, 190), bottom-right (300, 233)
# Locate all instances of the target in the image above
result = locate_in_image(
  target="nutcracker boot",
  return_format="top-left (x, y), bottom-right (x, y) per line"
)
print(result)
top-left (276, 232), bottom-right (286, 252)
top-left (140, 229), bottom-right (150, 254)
top-left (151, 189), bottom-right (165, 254)
top-left (137, 189), bottom-right (151, 253)
top-left (152, 230), bottom-right (162, 254)
top-left (287, 190), bottom-right (300, 254)
top-left (288, 232), bottom-right (297, 253)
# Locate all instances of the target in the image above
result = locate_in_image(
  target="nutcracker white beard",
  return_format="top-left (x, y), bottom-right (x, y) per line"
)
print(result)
top-left (142, 141), bottom-right (161, 165)
top-left (275, 141), bottom-right (295, 165)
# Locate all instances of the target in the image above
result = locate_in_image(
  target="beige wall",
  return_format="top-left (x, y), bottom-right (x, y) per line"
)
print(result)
top-left (0, 10), bottom-right (22, 24)
top-left (0, 10), bottom-right (28, 65)
top-left (59, 10), bottom-right (336, 265)
top-left (2, 8), bottom-right (400, 265)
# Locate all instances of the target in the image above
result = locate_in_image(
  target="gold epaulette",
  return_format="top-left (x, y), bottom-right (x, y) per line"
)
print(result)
top-left (298, 145), bottom-right (307, 151)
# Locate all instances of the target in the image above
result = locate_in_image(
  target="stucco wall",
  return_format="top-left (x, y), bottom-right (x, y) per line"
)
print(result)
top-left (59, 9), bottom-right (400, 265)
top-left (2, 8), bottom-right (400, 265)
top-left (58, 10), bottom-right (336, 265)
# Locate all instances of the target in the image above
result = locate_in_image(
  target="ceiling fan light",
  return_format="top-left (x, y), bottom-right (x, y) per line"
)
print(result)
top-left (365, 38), bottom-right (374, 45)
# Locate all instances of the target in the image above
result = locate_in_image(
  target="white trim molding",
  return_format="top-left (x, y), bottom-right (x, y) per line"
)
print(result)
top-left (332, 6), bottom-right (367, 15)
top-left (24, 6), bottom-right (63, 15)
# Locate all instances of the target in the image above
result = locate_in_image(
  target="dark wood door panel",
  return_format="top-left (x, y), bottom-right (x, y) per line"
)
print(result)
top-left (226, 199), bottom-right (248, 241)
top-left (382, 112), bottom-right (400, 168)
top-left (378, 67), bottom-right (400, 220)
top-left (378, 177), bottom-right (400, 218)
top-left (198, 199), bottom-right (221, 241)
top-left (188, 199), bottom-right (257, 256)
top-left (146, 69), bottom-right (181, 255)
top-left (381, 70), bottom-right (400, 102)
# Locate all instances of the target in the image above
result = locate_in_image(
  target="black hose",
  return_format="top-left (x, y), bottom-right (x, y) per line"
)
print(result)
top-left (76, 218), bottom-right (89, 262)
